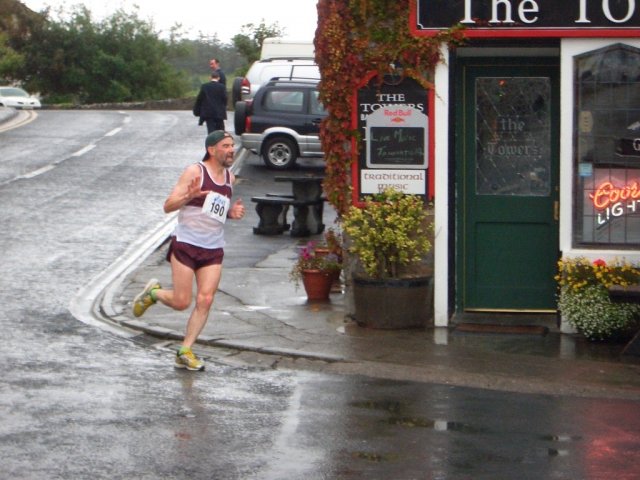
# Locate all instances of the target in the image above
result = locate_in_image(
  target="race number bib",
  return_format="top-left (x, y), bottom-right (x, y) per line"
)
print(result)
top-left (202, 191), bottom-right (230, 223)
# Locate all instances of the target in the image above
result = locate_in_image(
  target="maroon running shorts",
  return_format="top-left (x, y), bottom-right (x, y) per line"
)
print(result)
top-left (166, 237), bottom-right (224, 270)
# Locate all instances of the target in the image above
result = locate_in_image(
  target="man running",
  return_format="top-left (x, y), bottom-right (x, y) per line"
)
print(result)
top-left (132, 130), bottom-right (245, 371)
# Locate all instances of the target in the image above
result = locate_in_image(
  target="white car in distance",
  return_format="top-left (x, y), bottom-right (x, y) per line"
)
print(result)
top-left (0, 87), bottom-right (41, 109)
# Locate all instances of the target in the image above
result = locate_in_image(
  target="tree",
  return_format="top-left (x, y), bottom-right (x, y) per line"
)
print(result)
top-left (231, 20), bottom-right (285, 65)
top-left (0, 0), bottom-right (42, 83)
top-left (0, 32), bottom-right (23, 81)
top-left (13, 5), bottom-right (190, 104)
top-left (0, 0), bottom-right (267, 104)
top-left (166, 34), bottom-right (242, 91)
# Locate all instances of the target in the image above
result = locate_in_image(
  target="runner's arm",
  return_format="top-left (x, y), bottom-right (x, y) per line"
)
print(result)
top-left (163, 164), bottom-right (209, 213)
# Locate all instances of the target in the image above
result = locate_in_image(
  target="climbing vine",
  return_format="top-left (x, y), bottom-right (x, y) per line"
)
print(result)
top-left (315, 0), bottom-right (464, 214)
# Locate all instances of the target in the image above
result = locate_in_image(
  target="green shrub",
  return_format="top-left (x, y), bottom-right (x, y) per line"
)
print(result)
top-left (342, 188), bottom-right (431, 279)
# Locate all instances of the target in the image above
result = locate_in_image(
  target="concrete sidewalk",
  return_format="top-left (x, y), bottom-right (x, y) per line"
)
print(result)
top-left (0, 107), bottom-right (18, 125)
top-left (101, 230), bottom-right (640, 401)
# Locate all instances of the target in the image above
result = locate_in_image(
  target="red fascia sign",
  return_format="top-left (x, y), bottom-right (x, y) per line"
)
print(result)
top-left (410, 0), bottom-right (640, 38)
top-left (351, 72), bottom-right (435, 207)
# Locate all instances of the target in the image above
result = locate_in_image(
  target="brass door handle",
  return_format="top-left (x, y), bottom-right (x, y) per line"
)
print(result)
top-left (554, 200), bottom-right (559, 221)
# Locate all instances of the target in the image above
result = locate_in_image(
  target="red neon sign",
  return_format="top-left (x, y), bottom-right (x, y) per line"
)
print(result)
top-left (589, 181), bottom-right (640, 210)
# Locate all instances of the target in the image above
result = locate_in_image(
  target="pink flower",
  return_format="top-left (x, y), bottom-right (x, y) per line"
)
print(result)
top-left (299, 242), bottom-right (316, 261)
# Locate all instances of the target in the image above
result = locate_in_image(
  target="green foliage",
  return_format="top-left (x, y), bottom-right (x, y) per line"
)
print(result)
top-left (11, 6), bottom-right (191, 104)
top-left (166, 34), bottom-right (245, 90)
top-left (556, 257), bottom-right (640, 341)
top-left (1, 1), bottom-right (280, 103)
top-left (231, 20), bottom-right (285, 64)
top-left (0, 32), bottom-right (23, 80)
top-left (342, 188), bottom-right (432, 279)
top-left (0, 0), bottom-right (43, 83)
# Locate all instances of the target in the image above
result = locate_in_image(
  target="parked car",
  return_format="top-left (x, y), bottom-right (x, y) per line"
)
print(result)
top-left (231, 58), bottom-right (319, 104)
top-left (0, 87), bottom-right (41, 109)
top-left (234, 78), bottom-right (327, 169)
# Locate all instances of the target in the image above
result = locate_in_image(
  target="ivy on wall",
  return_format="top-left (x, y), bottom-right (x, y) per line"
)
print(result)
top-left (314, 0), bottom-right (464, 214)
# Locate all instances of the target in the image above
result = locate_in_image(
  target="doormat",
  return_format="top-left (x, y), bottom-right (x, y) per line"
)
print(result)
top-left (454, 323), bottom-right (549, 335)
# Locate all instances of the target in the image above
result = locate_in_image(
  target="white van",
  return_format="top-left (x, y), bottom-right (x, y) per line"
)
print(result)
top-left (260, 38), bottom-right (314, 59)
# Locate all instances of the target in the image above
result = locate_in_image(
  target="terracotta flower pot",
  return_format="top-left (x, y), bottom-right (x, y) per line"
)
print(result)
top-left (302, 269), bottom-right (334, 301)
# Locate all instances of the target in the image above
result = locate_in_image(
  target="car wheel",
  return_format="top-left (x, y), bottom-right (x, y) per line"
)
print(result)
top-left (234, 101), bottom-right (248, 135)
top-left (231, 77), bottom-right (243, 105)
top-left (262, 136), bottom-right (298, 169)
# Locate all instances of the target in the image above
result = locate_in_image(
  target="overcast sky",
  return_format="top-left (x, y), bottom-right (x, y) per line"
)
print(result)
top-left (22, 0), bottom-right (319, 43)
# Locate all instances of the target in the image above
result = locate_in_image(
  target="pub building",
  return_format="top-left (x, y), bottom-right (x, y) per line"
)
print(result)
top-left (359, 1), bottom-right (640, 329)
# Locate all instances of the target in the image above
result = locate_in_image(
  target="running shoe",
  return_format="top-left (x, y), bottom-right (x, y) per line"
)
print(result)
top-left (132, 278), bottom-right (160, 317)
top-left (175, 348), bottom-right (205, 371)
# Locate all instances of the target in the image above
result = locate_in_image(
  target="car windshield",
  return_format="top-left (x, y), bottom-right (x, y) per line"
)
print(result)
top-left (0, 88), bottom-right (28, 97)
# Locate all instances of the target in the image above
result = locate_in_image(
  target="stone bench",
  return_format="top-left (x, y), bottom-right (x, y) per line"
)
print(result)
top-left (251, 195), bottom-right (325, 237)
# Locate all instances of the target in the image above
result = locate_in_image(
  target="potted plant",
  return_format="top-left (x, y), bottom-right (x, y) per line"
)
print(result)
top-left (341, 188), bottom-right (433, 329)
top-left (313, 227), bottom-right (344, 289)
top-left (556, 257), bottom-right (640, 341)
top-left (290, 241), bottom-right (342, 301)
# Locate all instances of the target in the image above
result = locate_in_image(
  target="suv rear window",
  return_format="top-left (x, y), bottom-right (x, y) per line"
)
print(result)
top-left (262, 90), bottom-right (305, 113)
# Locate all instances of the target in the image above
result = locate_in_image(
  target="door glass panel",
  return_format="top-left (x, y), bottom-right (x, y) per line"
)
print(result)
top-left (475, 77), bottom-right (551, 196)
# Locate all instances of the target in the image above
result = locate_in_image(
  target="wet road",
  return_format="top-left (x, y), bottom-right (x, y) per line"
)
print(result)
top-left (0, 110), bottom-right (638, 479)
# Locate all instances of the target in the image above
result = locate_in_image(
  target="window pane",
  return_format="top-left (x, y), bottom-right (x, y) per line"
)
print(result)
top-left (574, 44), bottom-right (640, 247)
top-left (475, 77), bottom-right (551, 196)
top-left (263, 90), bottom-right (304, 113)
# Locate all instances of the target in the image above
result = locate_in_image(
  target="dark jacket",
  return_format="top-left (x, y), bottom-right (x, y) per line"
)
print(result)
top-left (193, 80), bottom-right (227, 125)
top-left (212, 68), bottom-right (227, 88)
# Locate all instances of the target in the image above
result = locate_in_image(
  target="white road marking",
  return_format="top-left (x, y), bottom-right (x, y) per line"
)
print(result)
top-left (71, 144), bottom-right (96, 156)
top-left (18, 165), bottom-right (55, 179)
top-left (3, 110), bottom-right (130, 184)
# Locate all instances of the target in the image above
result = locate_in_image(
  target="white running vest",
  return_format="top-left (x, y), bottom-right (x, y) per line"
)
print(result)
top-left (173, 163), bottom-right (232, 249)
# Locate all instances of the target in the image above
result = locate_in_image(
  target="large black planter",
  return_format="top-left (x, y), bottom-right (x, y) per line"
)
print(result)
top-left (353, 276), bottom-right (433, 329)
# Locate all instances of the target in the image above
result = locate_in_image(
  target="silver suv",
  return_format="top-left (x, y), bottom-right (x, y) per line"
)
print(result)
top-left (234, 78), bottom-right (326, 169)
top-left (231, 58), bottom-right (319, 104)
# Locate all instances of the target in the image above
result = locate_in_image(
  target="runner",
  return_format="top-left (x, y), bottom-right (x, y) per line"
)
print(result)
top-left (132, 130), bottom-right (245, 371)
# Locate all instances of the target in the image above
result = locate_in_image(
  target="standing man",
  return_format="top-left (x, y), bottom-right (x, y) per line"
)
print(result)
top-left (132, 131), bottom-right (245, 371)
top-left (209, 58), bottom-right (227, 88)
top-left (193, 71), bottom-right (228, 133)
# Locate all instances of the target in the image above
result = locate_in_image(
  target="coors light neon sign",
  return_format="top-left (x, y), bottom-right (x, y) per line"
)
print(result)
top-left (589, 180), bottom-right (640, 226)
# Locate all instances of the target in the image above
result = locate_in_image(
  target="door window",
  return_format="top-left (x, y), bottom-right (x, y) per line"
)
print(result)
top-left (475, 77), bottom-right (551, 196)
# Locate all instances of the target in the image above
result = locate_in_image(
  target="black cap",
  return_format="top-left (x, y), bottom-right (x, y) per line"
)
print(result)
top-left (203, 130), bottom-right (231, 159)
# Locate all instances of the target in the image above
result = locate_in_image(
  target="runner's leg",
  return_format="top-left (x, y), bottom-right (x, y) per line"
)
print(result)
top-left (154, 254), bottom-right (195, 311)
top-left (182, 263), bottom-right (222, 348)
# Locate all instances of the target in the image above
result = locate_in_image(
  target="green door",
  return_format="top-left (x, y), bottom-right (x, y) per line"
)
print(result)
top-left (456, 58), bottom-right (560, 312)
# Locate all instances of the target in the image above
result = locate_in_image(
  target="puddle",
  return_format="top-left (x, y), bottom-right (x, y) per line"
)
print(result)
top-left (350, 400), bottom-right (404, 413)
top-left (350, 451), bottom-right (397, 462)
top-left (387, 416), bottom-right (488, 434)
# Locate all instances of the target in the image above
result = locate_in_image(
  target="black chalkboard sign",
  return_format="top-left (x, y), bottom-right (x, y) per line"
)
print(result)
top-left (369, 127), bottom-right (425, 166)
top-left (354, 75), bottom-right (431, 201)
